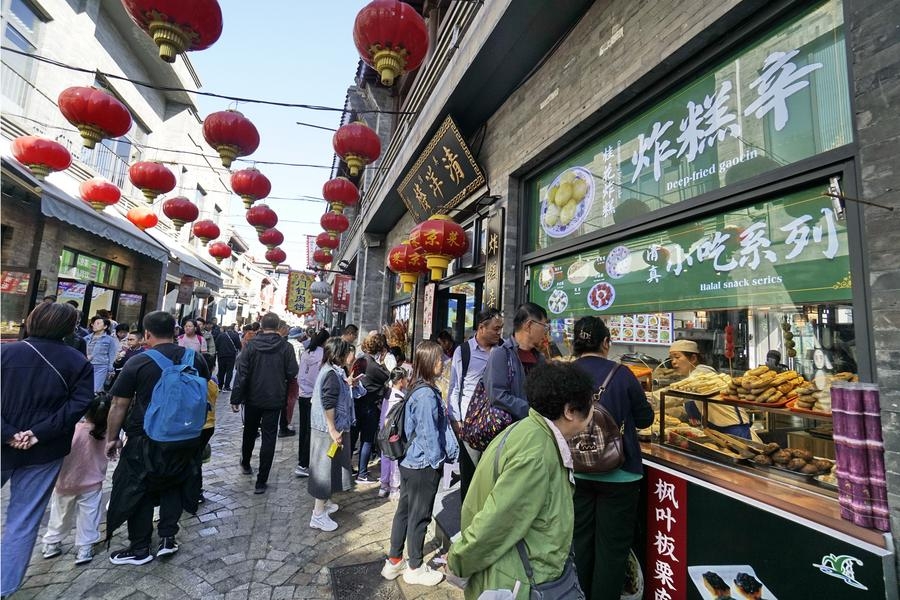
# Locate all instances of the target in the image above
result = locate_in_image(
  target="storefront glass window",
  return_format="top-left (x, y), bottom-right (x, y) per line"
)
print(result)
top-left (0, 270), bottom-right (31, 337)
top-left (116, 292), bottom-right (144, 330)
top-left (527, 0), bottom-right (850, 252)
top-left (59, 248), bottom-right (125, 288)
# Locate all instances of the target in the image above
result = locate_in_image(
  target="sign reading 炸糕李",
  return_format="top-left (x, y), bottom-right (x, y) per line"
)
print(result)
top-left (529, 187), bottom-right (851, 316)
top-left (528, 0), bottom-right (852, 251)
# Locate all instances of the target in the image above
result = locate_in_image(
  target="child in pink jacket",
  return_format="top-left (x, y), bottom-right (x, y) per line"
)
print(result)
top-left (40, 395), bottom-right (110, 565)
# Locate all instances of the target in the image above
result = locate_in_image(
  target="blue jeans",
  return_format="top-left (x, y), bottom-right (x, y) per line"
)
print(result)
top-left (1, 459), bottom-right (64, 596)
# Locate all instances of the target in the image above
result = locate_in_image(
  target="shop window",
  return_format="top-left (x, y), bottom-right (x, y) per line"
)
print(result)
top-left (59, 247), bottom-right (126, 288)
top-left (0, 270), bottom-right (32, 337)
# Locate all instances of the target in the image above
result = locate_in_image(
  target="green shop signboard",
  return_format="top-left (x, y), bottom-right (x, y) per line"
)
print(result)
top-left (528, 187), bottom-right (851, 316)
top-left (528, 0), bottom-right (851, 251)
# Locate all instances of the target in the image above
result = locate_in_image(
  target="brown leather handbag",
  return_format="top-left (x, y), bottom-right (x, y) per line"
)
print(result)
top-left (568, 364), bottom-right (625, 473)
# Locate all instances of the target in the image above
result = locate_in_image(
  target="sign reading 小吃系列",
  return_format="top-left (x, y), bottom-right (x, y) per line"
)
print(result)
top-left (482, 209), bottom-right (504, 310)
top-left (529, 186), bottom-right (851, 316)
top-left (398, 116), bottom-right (486, 222)
top-left (528, 0), bottom-right (852, 252)
top-left (285, 271), bottom-right (315, 317)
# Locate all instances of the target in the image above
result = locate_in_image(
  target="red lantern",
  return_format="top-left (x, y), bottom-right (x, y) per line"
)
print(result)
top-left (79, 178), bottom-right (121, 212)
top-left (121, 0), bottom-right (223, 63)
top-left (333, 121), bottom-right (381, 177)
top-left (10, 136), bottom-right (71, 180)
top-left (192, 219), bottom-right (220, 246)
top-left (322, 177), bottom-right (359, 214)
top-left (265, 247), bottom-right (286, 269)
top-left (386, 239), bottom-right (427, 292)
top-left (408, 214), bottom-right (467, 280)
top-left (231, 168), bottom-right (271, 210)
top-left (258, 227), bottom-right (284, 250)
top-left (162, 196), bottom-right (199, 231)
top-left (320, 211), bottom-right (349, 235)
top-left (313, 247), bottom-right (333, 267)
top-left (128, 161), bottom-right (176, 202)
top-left (58, 87), bottom-right (132, 149)
top-left (208, 241), bottom-right (232, 264)
top-left (127, 206), bottom-right (158, 230)
top-left (202, 110), bottom-right (260, 168)
top-left (316, 231), bottom-right (340, 250)
top-left (245, 204), bottom-right (278, 235)
top-left (353, 0), bottom-right (429, 87)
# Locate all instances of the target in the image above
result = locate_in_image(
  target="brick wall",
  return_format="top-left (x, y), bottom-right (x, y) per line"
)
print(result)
top-left (848, 0), bottom-right (900, 560)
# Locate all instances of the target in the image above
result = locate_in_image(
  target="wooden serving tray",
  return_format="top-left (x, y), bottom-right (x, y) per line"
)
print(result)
top-left (786, 398), bottom-right (832, 418)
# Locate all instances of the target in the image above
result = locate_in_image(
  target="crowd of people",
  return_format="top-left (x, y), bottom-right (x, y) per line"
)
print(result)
top-left (5, 295), bottom-right (737, 599)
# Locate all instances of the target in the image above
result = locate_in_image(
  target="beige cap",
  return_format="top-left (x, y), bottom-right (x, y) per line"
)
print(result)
top-left (669, 339), bottom-right (700, 354)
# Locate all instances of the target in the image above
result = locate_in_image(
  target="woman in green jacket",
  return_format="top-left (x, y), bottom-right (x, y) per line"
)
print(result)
top-left (447, 361), bottom-right (595, 599)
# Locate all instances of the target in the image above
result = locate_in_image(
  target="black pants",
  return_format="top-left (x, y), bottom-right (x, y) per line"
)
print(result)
top-left (573, 478), bottom-right (641, 600)
top-left (389, 465), bottom-right (441, 569)
top-left (458, 443), bottom-right (480, 504)
top-left (217, 356), bottom-right (235, 389)
top-left (198, 427), bottom-right (214, 490)
top-left (128, 486), bottom-right (182, 552)
top-left (355, 399), bottom-right (381, 476)
top-left (297, 396), bottom-right (312, 468)
top-left (203, 353), bottom-right (216, 374)
top-left (241, 405), bottom-right (280, 486)
top-left (279, 403), bottom-right (291, 432)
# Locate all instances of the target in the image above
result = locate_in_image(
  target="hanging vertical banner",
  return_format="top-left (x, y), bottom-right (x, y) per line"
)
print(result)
top-left (645, 466), bottom-right (688, 600)
top-left (286, 271), bottom-right (315, 317)
top-left (306, 235), bottom-right (318, 270)
top-left (176, 275), bottom-right (195, 305)
top-left (482, 208), bottom-right (504, 310)
top-left (422, 283), bottom-right (436, 340)
top-left (332, 274), bottom-right (352, 312)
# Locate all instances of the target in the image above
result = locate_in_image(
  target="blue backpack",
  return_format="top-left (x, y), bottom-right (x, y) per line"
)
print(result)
top-left (143, 348), bottom-right (208, 442)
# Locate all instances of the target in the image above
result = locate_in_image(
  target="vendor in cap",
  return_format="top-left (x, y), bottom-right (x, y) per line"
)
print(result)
top-left (667, 339), bottom-right (752, 439)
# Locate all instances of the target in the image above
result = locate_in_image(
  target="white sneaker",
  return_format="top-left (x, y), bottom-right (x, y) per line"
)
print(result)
top-left (377, 488), bottom-right (389, 498)
top-left (309, 511), bottom-right (338, 532)
top-left (380, 558), bottom-right (407, 580)
top-left (403, 564), bottom-right (444, 586)
top-left (74, 545), bottom-right (93, 565)
top-left (294, 465), bottom-right (309, 477)
top-left (324, 500), bottom-right (339, 515)
top-left (42, 542), bottom-right (62, 559)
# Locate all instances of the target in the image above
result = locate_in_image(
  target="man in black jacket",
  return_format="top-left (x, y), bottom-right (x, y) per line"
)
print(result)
top-left (214, 324), bottom-right (241, 391)
top-left (230, 313), bottom-right (298, 494)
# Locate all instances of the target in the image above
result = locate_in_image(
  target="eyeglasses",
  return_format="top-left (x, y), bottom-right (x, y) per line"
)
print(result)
top-left (529, 319), bottom-right (551, 331)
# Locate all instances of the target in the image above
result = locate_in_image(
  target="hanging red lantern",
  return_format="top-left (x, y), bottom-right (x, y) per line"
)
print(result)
top-left (316, 231), bottom-right (340, 250)
top-left (333, 121), bottom-right (381, 177)
top-left (353, 0), bottom-right (429, 87)
top-left (208, 241), bottom-right (232, 264)
top-left (192, 219), bottom-right (220, 246)
top-left (202, 110), bottom-right (260, 168)
top-left (79, 178), bottom-right (121, 212)
top-left (245, 204), bottom-right (278, 235)
top-left (408, 214), bottom-right (467, 280)
top-left (313, 247), bottom-right (333, 267)
top-left (387, 239), bottom-right (427, 292)
top-left (258, 227), bottom-right (284, 250)
top-left (231, 168), bottom-right (271, 210)
top-left (128, 161), bottom-right (176, 202)
top-left (265, 247), bottom-right (287, 269)
top-left (162, 196), bottom-right (199, 231)
top-left (10, 136), bottom-right (71, 180)
top-left (126, 206), bottom-right (159, 230)
top-left (121, 0), bottom-right (223, 63)
top-left (320, 210), bottom-right (350, 235)
top-left (322, 177), bottom-right (359, 214)
top-left (58, 87), bottom-right (132, 149)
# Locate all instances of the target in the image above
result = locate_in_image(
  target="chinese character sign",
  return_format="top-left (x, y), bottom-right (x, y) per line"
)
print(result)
top-left (529, 0), bottom-right (850, 251)
top-left (286, 271), bottom-right (315, 317)
top-left (482, 209), bottom-right (504, 311)
top-left (398, 116), bottom-right (486, 222)
top-left (645, 466), bottom-right (688, 600)
top-left (305, 236), bottom-right (317, 271)
top-left (332, 274), bottom-right (352, 312)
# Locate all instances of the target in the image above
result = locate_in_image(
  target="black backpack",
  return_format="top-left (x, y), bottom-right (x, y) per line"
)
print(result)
top-left (377, 382), bottom-right (431, 461)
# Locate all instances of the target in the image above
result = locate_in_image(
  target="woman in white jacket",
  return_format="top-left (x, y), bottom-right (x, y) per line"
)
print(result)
top-left (294, 330), bottom-right (330, 477)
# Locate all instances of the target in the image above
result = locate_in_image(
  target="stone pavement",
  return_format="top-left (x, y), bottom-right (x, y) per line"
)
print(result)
top-left (3, 392), bottom-right (465, 600)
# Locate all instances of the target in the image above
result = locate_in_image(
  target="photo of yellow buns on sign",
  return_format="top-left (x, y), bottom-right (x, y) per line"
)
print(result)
top-left (541, 166), bottom-right (595, 238)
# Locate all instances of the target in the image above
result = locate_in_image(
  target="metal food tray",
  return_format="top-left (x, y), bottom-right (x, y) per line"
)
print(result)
top-left (664, 388), bottom-right (722, 399)
top-left (666, 431), bottom-right (745, 464)
top-left (747, 457), bottom-right (833, 482)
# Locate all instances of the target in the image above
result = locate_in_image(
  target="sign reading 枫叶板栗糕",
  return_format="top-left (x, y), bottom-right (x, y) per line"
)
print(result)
top-left (528, 0), bottom-right (852, 251)
top-left (398, 116), bottom-right (485, 222)
top-left (529, 186), bottom-right (851, 317)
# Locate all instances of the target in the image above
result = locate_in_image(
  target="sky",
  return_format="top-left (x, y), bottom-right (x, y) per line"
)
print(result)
top-left (189, 1), bottom-right (370, 269)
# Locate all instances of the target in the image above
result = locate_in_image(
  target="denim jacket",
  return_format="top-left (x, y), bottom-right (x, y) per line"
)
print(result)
top-left (310, 364), bottom-right (356, 433)
top-left (401, 383), bottom-right (460, 470)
